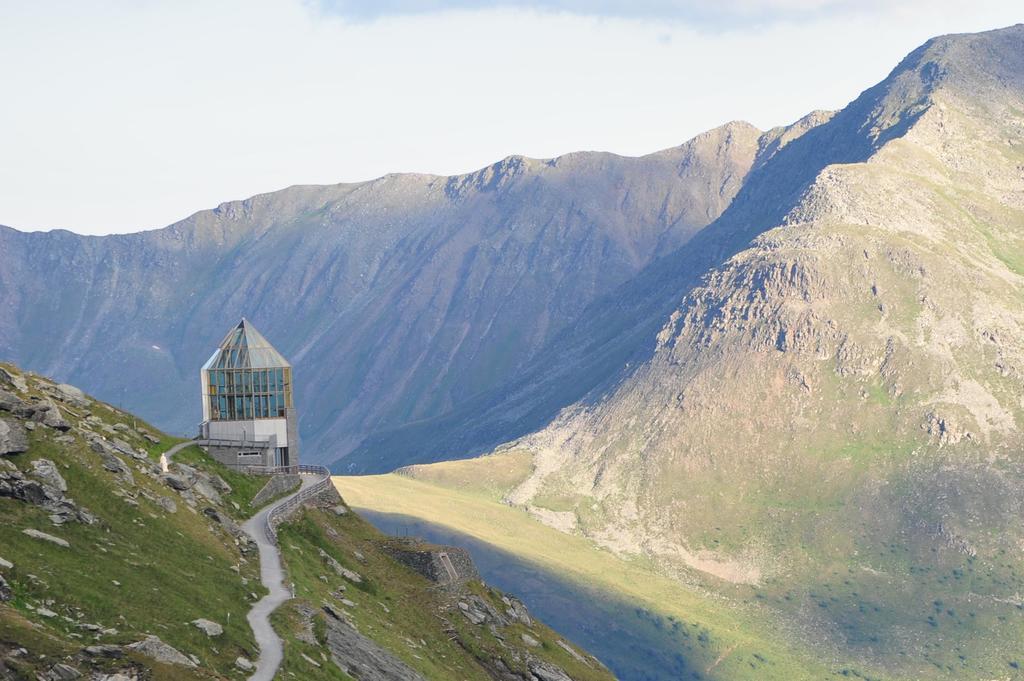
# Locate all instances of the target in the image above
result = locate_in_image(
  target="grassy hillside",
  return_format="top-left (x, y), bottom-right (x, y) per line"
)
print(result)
top-left (339, 460), bottom-right (1024, 680)
top-left (336, 472), bottom-right (847, 681)
top-left (0, 364), bottom-right (266, 679)
top-left (0, 363), bottom-right (613, 680)
top-left (269, 505), bottom-right (616, 681)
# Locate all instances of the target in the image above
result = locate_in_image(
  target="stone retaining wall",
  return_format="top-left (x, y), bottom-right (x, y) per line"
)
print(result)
top-left (251, 474), bottom-right (301, 508)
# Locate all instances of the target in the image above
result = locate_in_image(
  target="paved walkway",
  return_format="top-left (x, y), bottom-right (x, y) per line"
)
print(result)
top-left (241, 473), bottom-right (321, 681)
top-left (162, 439), bottom-right (195, 462)
top-left (164, 439), bottom-right (327, 679)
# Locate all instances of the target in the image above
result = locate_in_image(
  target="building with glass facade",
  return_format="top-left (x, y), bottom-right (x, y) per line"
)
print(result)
top-left (198, 319), bottom-right (299, 468)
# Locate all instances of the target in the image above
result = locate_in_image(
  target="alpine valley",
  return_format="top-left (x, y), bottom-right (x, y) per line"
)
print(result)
top-left (3, 23), bottom-right (1024, 681)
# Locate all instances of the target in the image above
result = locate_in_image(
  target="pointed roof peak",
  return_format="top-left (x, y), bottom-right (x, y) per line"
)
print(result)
top-left (202, 318), bottom-right (290, 370)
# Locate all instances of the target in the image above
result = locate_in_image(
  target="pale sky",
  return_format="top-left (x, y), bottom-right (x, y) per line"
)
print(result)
top-left (0, 1), bottom-right (1020, 235)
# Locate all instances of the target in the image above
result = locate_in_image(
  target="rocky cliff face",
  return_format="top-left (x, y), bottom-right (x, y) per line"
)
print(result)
top-left (0, 124), bottom-right (760, 464)
top-left (451, 24), bottom-right (1024, 679)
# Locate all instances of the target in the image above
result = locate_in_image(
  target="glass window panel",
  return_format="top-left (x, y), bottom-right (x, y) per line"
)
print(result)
top-left (219, 396), bottom-right (228, 418)
top-left (269, 393), bottom-right (277, 416)
top-left (234, 397), bottom-right (243, 419)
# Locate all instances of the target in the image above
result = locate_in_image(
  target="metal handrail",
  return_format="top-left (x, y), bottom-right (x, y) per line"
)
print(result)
top-left (263, 465), bottom-right (332, 544)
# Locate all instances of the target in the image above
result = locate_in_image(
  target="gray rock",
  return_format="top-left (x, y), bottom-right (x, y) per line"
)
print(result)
top-left (33, 399), bottom-right (70, 431)
top-left (46, 662), bottom-right (82, 680)
top-left (156, 496), bottom-right (177, 513)
top-left (458, 600), bottom-right (487, 625)
top-left (98, 451), bottom-right (134, 485)
top-left (83, 644), bottom-right (123, 658)
top-left (555, 640), bottom-right (590, 666)
top-left (457, 595), bottom-right (504, 626)
top-left (0, 574), bottom-right (11, 601)
top-left (209, 474), bottom-right (232, 494)
top-left (521, 633), bottom-right (541, 647)
top-left (322, 602), bottom-right (347, 622)
top-left (141, 433), bottom-right (160, 444)
top-left (126, 635), bottom-right (196, 667)
top-left (0, 556), bottom-right (12, 569)
top-left (528, 661), bottom-right (574, 681)
top-left (506, 596), bottom-right (533, 626)
top-left (191, 618), bottom-right (223, 637)
top-left (0, 368), bottom-right (28, 392)
top-left (0, 418), bottom-right (29, 455)
top-left (191, 478), bottom-right (222, 504)
top-left (319, 548), bottom-right (363, 583)
top-left (0, 389), bottom-right (27, 414)
top-left (234, 657), bottom-right (254, 672)
top-left (22, 528), bottom-right (70, 547)
top-left (111, 438), bottom-right (145, 461)
top-left (162, 474), bottom-right (191, 491)
top-left (54, 384), bottom-right (89, 408)
top-left (324, 609), bottom-right (426, 681)
top-left (30, 459), bottom-right (67, 493)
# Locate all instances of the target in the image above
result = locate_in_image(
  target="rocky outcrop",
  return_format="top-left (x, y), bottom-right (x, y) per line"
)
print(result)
top-left (21, 528), bottom-right (70, 547)
top-left (1, 459), bottom-right (95, 526)
top-left (126, 636), bottom-right (196, 668)
top-left (319, 548), bottom-right (363, 584)
top-left (29, 458), bottom-right (67, 492)
top-left (191, 618), bottom-right (224, 637)
top-left (0, 418), bottom-right (28, 455)
top-left (322, 603), bottom-right (427, 681)
top-left (32, 399), bottom-right (70, 431)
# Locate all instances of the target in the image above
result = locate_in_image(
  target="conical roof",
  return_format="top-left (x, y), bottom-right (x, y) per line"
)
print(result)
top-left (201, 319), bottom-right (290, 370)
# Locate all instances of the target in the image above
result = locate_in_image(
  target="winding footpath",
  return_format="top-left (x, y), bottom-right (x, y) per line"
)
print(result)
top-left (241, 473), bottom-right (322, 681)
top-left (164, 441), bottom-right (332, 680)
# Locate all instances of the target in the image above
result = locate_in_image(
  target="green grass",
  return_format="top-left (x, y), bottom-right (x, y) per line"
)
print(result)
top-left (271, 506), bottom-right (617, 681)
top-left (0, 368), bottom-right (270, 679)
top-left (0, 430), bottom-right (264, 677)
top-left (336, 473), bottom-right (839, 681)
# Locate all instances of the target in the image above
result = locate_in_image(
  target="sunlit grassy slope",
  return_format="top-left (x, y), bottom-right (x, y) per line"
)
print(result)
top-left (270, 506), bottom-right (616, 681)
top-left (335, 472), bottom-right (848, 681)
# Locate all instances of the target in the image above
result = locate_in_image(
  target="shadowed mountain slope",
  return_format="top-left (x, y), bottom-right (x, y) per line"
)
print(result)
top-left (342, 24), bottom-right (1018, 472)
top-left (391, 24), bottom-right (1024, 680)
top-left (0, 123), bottom-right (761, 461)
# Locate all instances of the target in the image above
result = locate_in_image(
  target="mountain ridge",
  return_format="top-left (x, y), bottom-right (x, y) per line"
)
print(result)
top-left (377, 22), bottom-right (1024, 679)
top-left (0, 119), bottom-right (764, 463)
top-left (342, 23), bottom-right (1024, 473)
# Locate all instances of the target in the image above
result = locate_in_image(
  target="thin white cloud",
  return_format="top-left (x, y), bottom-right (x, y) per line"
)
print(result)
top-left (312, 0), bottom-right (977, 26)
top-left (0, 0), bottom-right (1020, 234)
